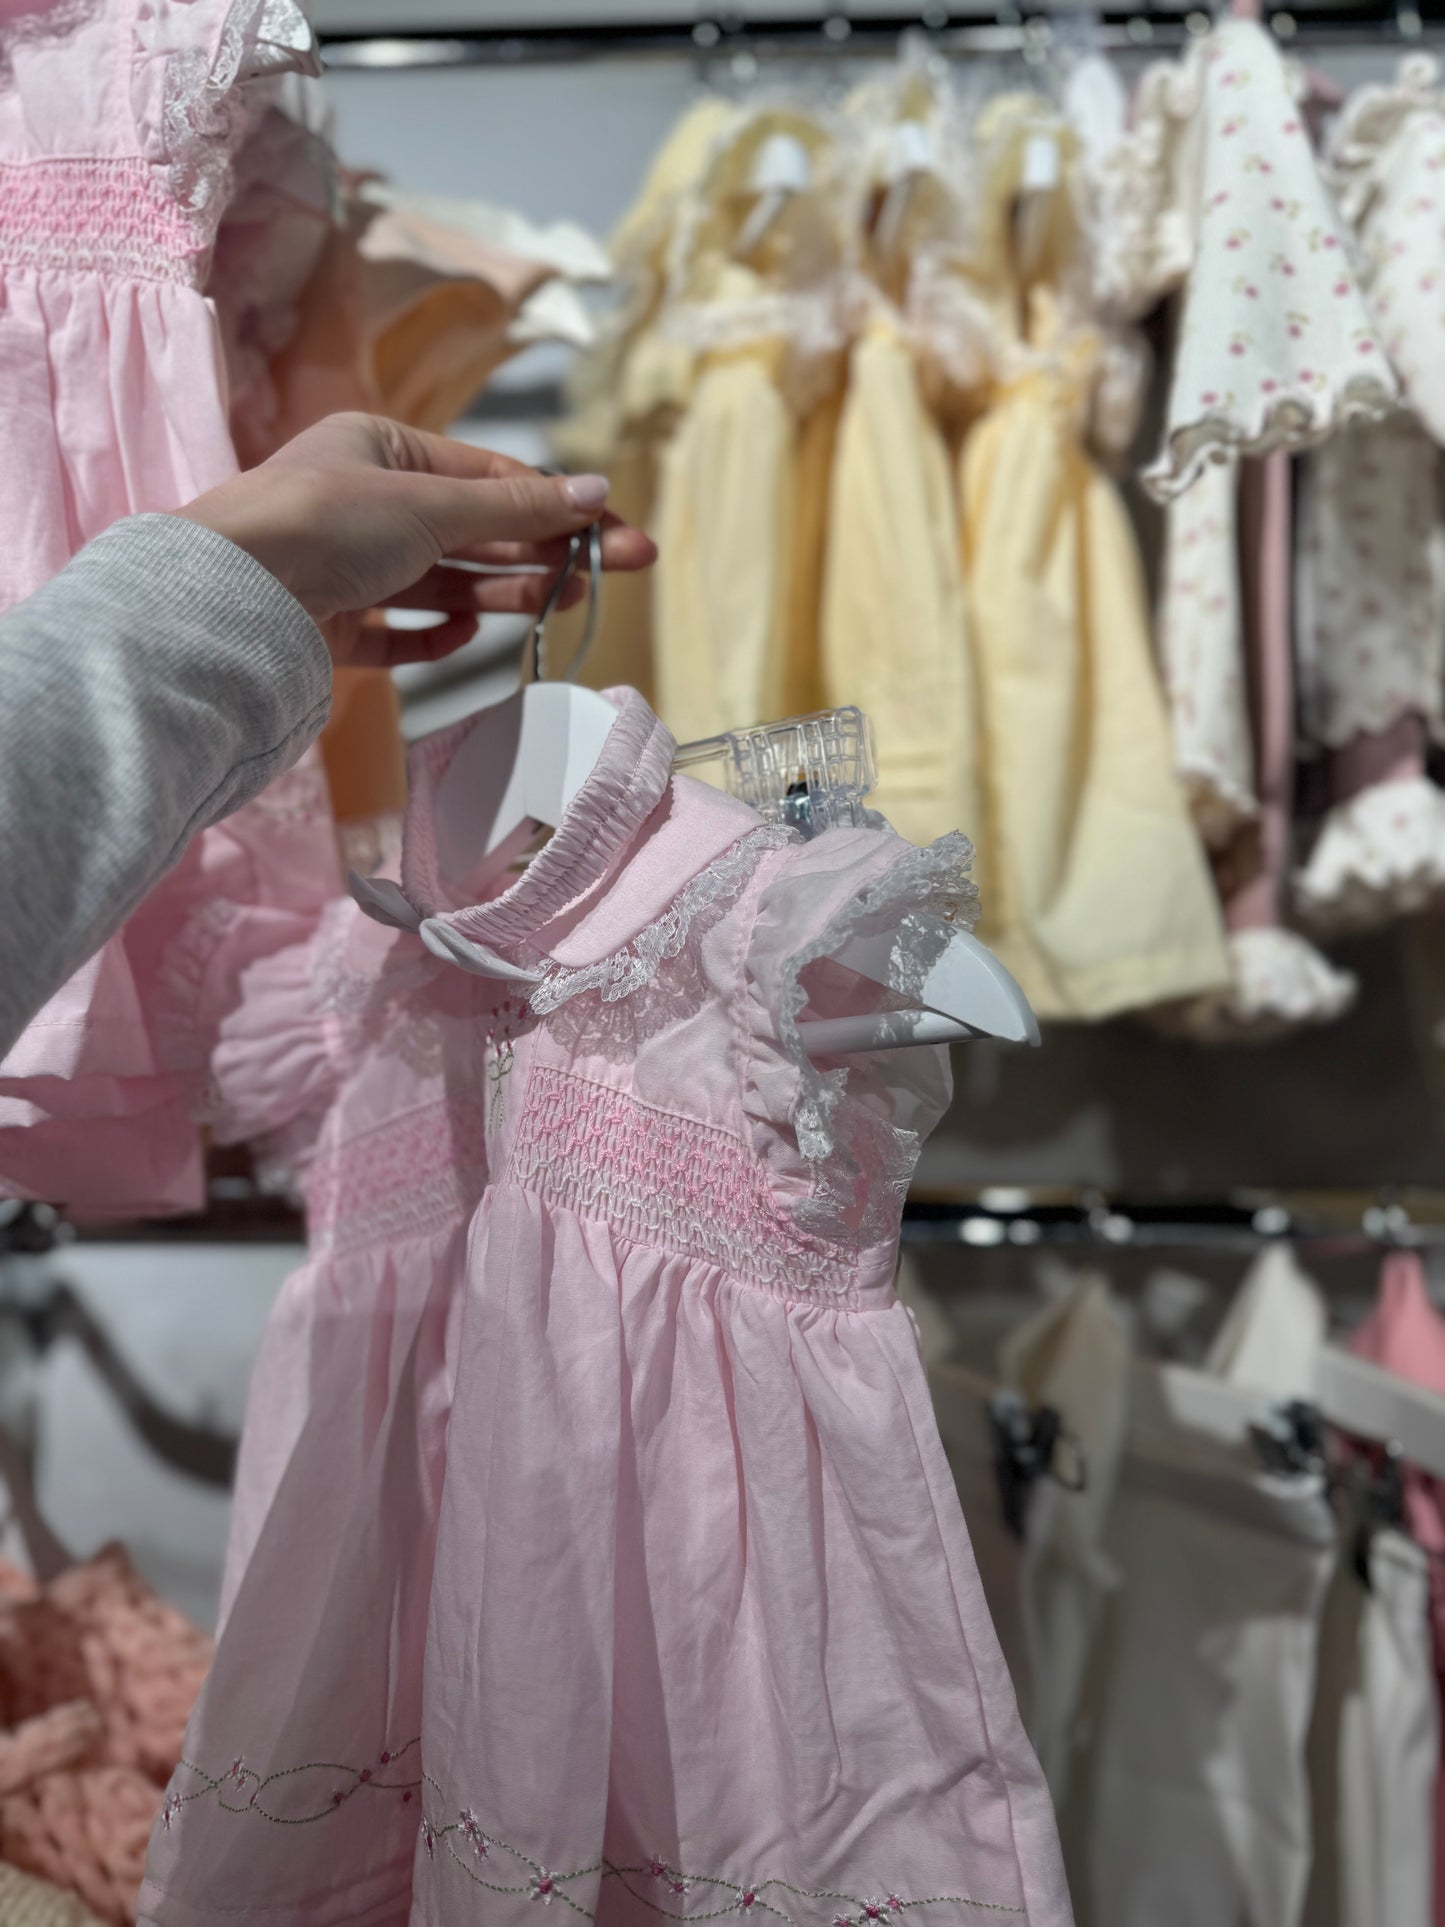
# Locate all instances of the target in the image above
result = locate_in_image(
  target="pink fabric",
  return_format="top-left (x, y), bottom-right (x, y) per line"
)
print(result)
top-left (0, 1547), bottom-right (212, 1924)
top-left (139, 689), bottom-right (1071, 1927)
top-left (0, 0), bottom-right (337, 1217)
top-left (1227, 451), bottom-right (1293, 931)
top-left (1350, 1253), bottom-right (1445, 1927)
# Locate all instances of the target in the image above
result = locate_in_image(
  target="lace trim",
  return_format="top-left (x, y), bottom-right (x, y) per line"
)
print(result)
top-left (305, 1096), bottom-right (487, 1255)
top-left (1157, 927), bottom-right (1357, 1043)
top-left (508, 1068), bottom-right (862, 1299)
top-left (530, 828), bottom-right (792, 1017)
top-left (160, 0), bottom-right (318, 228)
top-left (1295, 775), bottom-right (1445, 934)
top-left (0, 158), bottom-right (208, 284)
top-left (779, 835), bottom-right (978, 1246)
top-left (1326, 53), bottom-right (1443, 227)
top-left (161, 1744), bottom-right (1023, 1919)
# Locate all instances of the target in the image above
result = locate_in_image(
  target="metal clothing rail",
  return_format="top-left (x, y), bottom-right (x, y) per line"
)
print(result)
top-left (901, 1193), bottom-right (1445, 1255)
top-left (319, 4), bottom-right (1439, 70)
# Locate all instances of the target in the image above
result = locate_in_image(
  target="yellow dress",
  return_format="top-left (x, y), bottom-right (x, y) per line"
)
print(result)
top-left (552, 97), bottom-right (742, 700)
top-left (958, 100), bottom-right (1228, 1019)
top-left (650, 108), bottom-right (847, 743)
top-left (820, 323), bottom-right (977, 849)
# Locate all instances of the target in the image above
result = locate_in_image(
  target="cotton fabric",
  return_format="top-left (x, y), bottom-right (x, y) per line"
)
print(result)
top-left (140, 688), bottom-right (1071, 1927)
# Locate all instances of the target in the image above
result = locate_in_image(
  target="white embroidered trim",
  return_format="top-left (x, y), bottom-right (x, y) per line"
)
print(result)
top-left (160, 0), bottom-right (318, 224)
top-left (1295, 775), bottom-right (1445, 934)
top-left (529, 827), bottom-right (793, 1017)
top-left (779, 833), bottom-right (978, 1244)
top-left (1158, 926), bottom-right (1357, 1043)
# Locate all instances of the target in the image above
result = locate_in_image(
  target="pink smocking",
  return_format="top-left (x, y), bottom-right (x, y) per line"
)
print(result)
top-left (0, 158), bottom-right (208, 285)
top-left (508, 1067), bottom-right (860, 1299)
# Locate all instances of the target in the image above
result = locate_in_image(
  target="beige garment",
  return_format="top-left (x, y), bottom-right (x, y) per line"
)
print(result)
top-left (0, 1863), bottom-right (106, 1927)
top-left (1063, 1361), bottom-right (1337, 1927)
top-left (1158, 456), bottom-right (1256, 848)
top-left (999, 1279), bottom-right (1132, 1810)
top-left (820, 325), bottom-right (976, 848)
top-left (1305, 1527), bottom-right (1438, 1927)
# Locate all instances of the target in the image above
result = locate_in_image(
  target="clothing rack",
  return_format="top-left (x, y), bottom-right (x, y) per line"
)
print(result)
top-left (902, 1194), bottom-right (1445, 1255)
top-left (319, 4), bottom-right (1439, 71)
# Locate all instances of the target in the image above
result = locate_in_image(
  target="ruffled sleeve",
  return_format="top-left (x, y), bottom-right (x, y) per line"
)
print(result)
top-left (1119, 21), bottom-right (1396, 499)
top-left (131, 0), bottom-right (321, 240)
top-left (741, 826), bottom-right (972, 1251)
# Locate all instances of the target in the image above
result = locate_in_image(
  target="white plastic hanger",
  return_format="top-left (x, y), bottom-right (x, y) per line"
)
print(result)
top-left (731, 129), bottom-right (812, 260)
top-left (799, 922), bottom-right (1040, 1056)
top-left (431, 524), bottom-right (618, 894)
top-left (1315, 1345), bottom-right (1445, 1483)
top-left (415, 527), bottom-right (1040, 1057)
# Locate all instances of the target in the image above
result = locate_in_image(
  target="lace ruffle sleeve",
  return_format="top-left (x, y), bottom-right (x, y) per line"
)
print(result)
top-left (742, 826), bottom-right (973, 1251)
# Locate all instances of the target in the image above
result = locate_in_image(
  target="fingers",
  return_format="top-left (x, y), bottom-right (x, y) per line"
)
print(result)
top-left (454, 524), bottom-right (658, 574)
top-left (405, 466), bottom-right (615, 558)
top-left (378, 567), bottom-right (589, 617)
top-left (351, 610), bottom-right (481, 669)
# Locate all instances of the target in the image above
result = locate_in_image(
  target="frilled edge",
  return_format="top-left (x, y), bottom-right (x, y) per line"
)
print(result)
top-left (529, 826), bottom-right (793, 1015)
top-left (1296, 775), bottom-right (1445, 935)
top-left (777, 831), bottom-right (979, 1245)
top-left (138, 0), bottom-right (321, 232)
top-left (1143, 378), bottom-right (1400, 504)
top-left (1154, 927), bottom-right (1357, 1044)
top-left (1326, 54), bottom-right (1443, 228)
top-left (1179, 763), bottom-right (1260, 853)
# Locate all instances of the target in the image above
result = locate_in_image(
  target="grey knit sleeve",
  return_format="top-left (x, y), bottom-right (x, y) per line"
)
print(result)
top-left (0, 513), bottom-right (332, 1057)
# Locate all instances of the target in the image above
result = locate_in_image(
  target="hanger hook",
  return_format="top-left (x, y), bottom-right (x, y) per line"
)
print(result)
top-left (526, 521), bottom-right (603, 685)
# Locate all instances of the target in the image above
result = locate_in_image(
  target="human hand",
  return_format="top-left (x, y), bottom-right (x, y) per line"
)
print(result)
top-left (179, 412), bottom-right (656, 669)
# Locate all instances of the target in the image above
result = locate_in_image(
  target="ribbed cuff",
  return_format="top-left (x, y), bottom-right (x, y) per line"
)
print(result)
top-left (79, 512), bottom-right (331, 749)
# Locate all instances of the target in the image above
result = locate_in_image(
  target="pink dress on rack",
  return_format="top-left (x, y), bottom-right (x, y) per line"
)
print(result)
top-left (139, 689), bottom-right (1072, 1927)
top-left (0, 0), bottom-right (335, 1218)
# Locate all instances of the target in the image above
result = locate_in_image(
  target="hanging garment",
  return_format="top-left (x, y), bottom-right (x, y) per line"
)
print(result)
top-left (1166, 453), bottom-right (1357, 1040)
top-left (651, 107), bottom-right (850, 743)
top-left (1117, 18), bottom-right (1396, 501)
top-left (1329, 53), bottom-right (1445, 447)
top-left (818, 67), bottom-right (980, 848)
top-left (1157, 457), bottom-right (1256, 850)
top-left (1348, 1253), bottom-right (1445, 1927)
top-left (1063, 1357), bottom-right (1336, 1927)
top-left (0, 0), bottom-right (340, 1219)
top-left (951, 96), bottom-right (1228, 1020)
top-left (554, 96), bottom-right (744, 704)
top-left (1286, 57), bottom-right (1445, 930)
top-left (1304, 1526), bottom-right (1438, 1927)
top-left (821, 323), bottom-right (976, 847)
top-left (140, 689), bottom-right (1072, 1927)
top-left (995, 1280), bottom-right (1131, 1815)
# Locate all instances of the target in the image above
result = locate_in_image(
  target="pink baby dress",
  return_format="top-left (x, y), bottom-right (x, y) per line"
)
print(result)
top-left (0, 0), bottom-right (338, 1219)
top-left (138, 689), bottom-right (1072, 1927)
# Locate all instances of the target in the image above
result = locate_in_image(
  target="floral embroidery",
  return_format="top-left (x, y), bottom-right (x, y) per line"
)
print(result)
top-left (161, 1738), bottom-right (424, 1827)
top-left (418, 1803), bottom-right (1027, 1922)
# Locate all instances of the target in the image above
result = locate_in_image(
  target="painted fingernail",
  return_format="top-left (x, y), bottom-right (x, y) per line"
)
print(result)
top-left (563, 473), bottom-right (609, 511)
